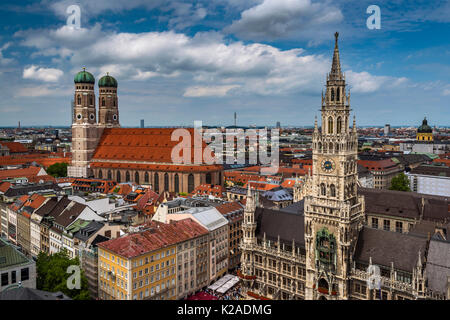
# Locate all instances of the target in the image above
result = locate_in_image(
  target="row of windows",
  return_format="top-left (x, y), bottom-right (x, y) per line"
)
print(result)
top-left (1, 268), bottom-right (29, 287)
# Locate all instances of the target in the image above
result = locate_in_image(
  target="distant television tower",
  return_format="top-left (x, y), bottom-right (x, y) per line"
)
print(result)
top-left (234, 112), bottom-right (237, 127)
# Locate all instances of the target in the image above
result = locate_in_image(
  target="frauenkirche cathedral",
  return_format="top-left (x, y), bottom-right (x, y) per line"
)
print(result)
top-left (239, 33), bottom-right (450, 300)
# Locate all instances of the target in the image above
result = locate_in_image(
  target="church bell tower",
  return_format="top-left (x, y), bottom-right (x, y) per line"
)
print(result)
top-left (304, 33), bottom-right (365, 300)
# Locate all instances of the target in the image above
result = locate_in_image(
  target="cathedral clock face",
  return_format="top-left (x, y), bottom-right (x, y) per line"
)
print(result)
top-left (321, 159), bottom-right (335, 173)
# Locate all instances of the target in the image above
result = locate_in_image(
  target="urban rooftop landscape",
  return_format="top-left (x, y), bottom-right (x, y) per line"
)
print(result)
top-left (0, 0), bottom-right (449, 317)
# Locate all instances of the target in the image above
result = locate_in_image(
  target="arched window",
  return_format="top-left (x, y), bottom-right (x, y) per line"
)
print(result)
top-left (154, 173), bottom-right (159, 193)
top-left (116, 171), bottom-right (121, 183)
top-left (77, 95), bottom-right (81, 105)
top-left (318, 278), bottom-right (329, 292)
top-left (330, 184), bottom-right (336, 197)
top-left (89, 95), bottom-right (93, 106)
top-left (188, 174), bottom-right (194, 193)
top-left (164, 173), bottom-right (169, 191)
top-left (206, 173), bottom-right (212, 184)
top-left (107, 170), bottom-right (112, 180)
top-left (113, 99), bottom-right (116, 107)
top-left (102, 97), bottom-right (105, 106)
top-left (318, 142), bottom-right (322, 152)
top-left (328, 117), bottom-right (333, 134)
top-left (337, 87), bottom-right (340, 101)
top-left (125, 171), bottom-right (130, 182)
top-left (98, 170), bottom-right (103, 179)
top-left (174, 174), bottom-right (179, 194)
top-left (135, 172), bottom-right (139, 184)
top-left (144, 172), bottom-right (149, 183)
top-left (331, 88), bottom-right (335, 101)
top-left (337, 116), bottom-right (342, 134)
top-left (329, 143), bottom-right (333, 153)
top-left (320, 183), bottom-right (326, 196)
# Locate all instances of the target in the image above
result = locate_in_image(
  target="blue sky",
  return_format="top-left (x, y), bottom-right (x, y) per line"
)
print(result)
top-left (0, 0), bottom-right (449, 127)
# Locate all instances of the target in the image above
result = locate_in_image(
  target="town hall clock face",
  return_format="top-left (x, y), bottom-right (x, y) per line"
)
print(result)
top-left (321, 159), bottom-right (335, 173)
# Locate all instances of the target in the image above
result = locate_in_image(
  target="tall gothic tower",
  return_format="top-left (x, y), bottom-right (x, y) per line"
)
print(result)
top-left (98, 73), bottom-right (120, 128)
top-left (304, 33), bottom-right (365, 300)
top-left (240, 186), bottom-right (257, 287)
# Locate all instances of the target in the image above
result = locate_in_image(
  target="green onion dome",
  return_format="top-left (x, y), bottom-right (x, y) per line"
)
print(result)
top-left (418, 117), bottom-right (432, 133)
top-left (74, 68), bottom-right (95, 84)
top-left (98, 73), bottom-right (118, 88)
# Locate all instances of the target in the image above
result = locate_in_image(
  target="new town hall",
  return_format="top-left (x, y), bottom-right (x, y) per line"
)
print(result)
top-left (239, 33), bottom-right (450, 300)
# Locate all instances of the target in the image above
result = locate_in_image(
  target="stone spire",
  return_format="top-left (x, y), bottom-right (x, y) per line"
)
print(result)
top-left (330, 32), bottom-right (343, 80)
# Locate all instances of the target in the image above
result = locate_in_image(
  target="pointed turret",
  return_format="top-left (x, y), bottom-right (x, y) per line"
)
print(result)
top-left (330, 32), bottom-right (343, 80)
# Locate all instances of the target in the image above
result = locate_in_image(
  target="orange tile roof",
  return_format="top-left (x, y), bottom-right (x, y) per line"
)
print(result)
top-left (0, 156), bottom-right (70, 167)
top-left (98, 218), bottom-right (208, 259)
top-left (92, 128), bottom-right (217, 166)
top-left (0, 166), bottom-right (41, 180)
top-left (358, 159), bottom-right (399, 171)
top-left (193, 184), bottom-right (224, 197)
top-left (0, 182), bottom-right (11, 193)
top-left (0, 142), bottom-right (28, 153)
top-left (215, 201), bottom-right (244, 215)
top-left (90, 161), bottom-right (222, 173)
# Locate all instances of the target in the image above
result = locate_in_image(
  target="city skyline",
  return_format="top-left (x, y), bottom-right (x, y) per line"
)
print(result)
top-left (0, 1), bottom-right (449, 126)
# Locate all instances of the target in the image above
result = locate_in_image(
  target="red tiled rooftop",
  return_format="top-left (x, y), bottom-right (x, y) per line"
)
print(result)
top-left (98, 219), bottom-right (208, 258)
top-left (0, 142), bottom-right (28, 153)
top-left (92, 128), bottom-right (218, 166)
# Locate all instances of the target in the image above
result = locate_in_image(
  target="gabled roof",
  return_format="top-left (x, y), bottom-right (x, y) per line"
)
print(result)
top-left (255, 204), bottom-right (305, 248)
top-left (354, 227), bottom-right (427, 272)
top-left (98, 218), bottom-right (208, 258)
top-left (0, 142), bottom-right (28, 153)
top-left (91, 128), bottom-right (218, 166)
top-left (425, 239), bottom-right (450, 297)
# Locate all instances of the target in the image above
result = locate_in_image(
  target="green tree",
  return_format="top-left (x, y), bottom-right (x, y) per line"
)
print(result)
top-left (389, 172), bottom-right (411, 192)
top-left (46, 162), bottom-right (68, 177)
top-left (36, 249), bottom-right (91, 300)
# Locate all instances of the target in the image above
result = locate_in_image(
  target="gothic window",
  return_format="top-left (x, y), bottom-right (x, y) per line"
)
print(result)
top-left (320, 183), bottom-right (326, 196)
top-left (107, 170), bottom-right (112, 180)
top-left (116, 171), bottom-right (121, 183)
top-left (144, 172), bottom-right (149, 183)
top-left (337, 87), bottom-right (340, 101)
top-left (206, 173), bottom-right (212, 184)
top-left (328, 117), bottom-right (333, 134)
top-left (318, 142), bottom-right (322, 153)
top-left (125, 171), bottom-right (130, 182)
top-left (188, 174), bottom-right (194, 193)
top-left (77, 95), bottom-right (81, 105)
top-left (329, 142), bottom-right (333, 153)
top-left (331, 88), bottom-right (335, 101)
top-left (337, 116), bottom-right (342, 134)
top-left (89, 95), bottom-right (93, 106)
top-left (135, 172), bottom-right (139, 184)
top-left (335, 143), bottom-right (339, 153)
top-left (330, 184), bottom-right (336, 197)
top-left (98, 170), bottom-right (103, 179)
top-left (174, 174), bottom-right (179, 194)
top-left (102, 97), bottom-right (105, 106)
top-left (154, 173), bottom-right (159, 193)
top-left (113, 99), bottom-right (116, 107)
top-left (164, 173), bottom-right (169, 191)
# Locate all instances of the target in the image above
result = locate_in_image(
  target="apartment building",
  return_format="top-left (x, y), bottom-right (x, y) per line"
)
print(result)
top-left (98, 218), bottom-right (208, 300)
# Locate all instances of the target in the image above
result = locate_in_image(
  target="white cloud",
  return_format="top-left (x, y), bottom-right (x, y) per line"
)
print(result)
top-left (16, 24), bottom-right (408, 97)
top-left (23, 65), bottom-right (64, 82)
top-left (184, 85), bottom-right (240, 97)
top-left (15, 85), bottom-right (71, 97)
top-left (226, 0), bottom-right (343, 41)
top-left (346, 70), bottom-right (408, 93)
